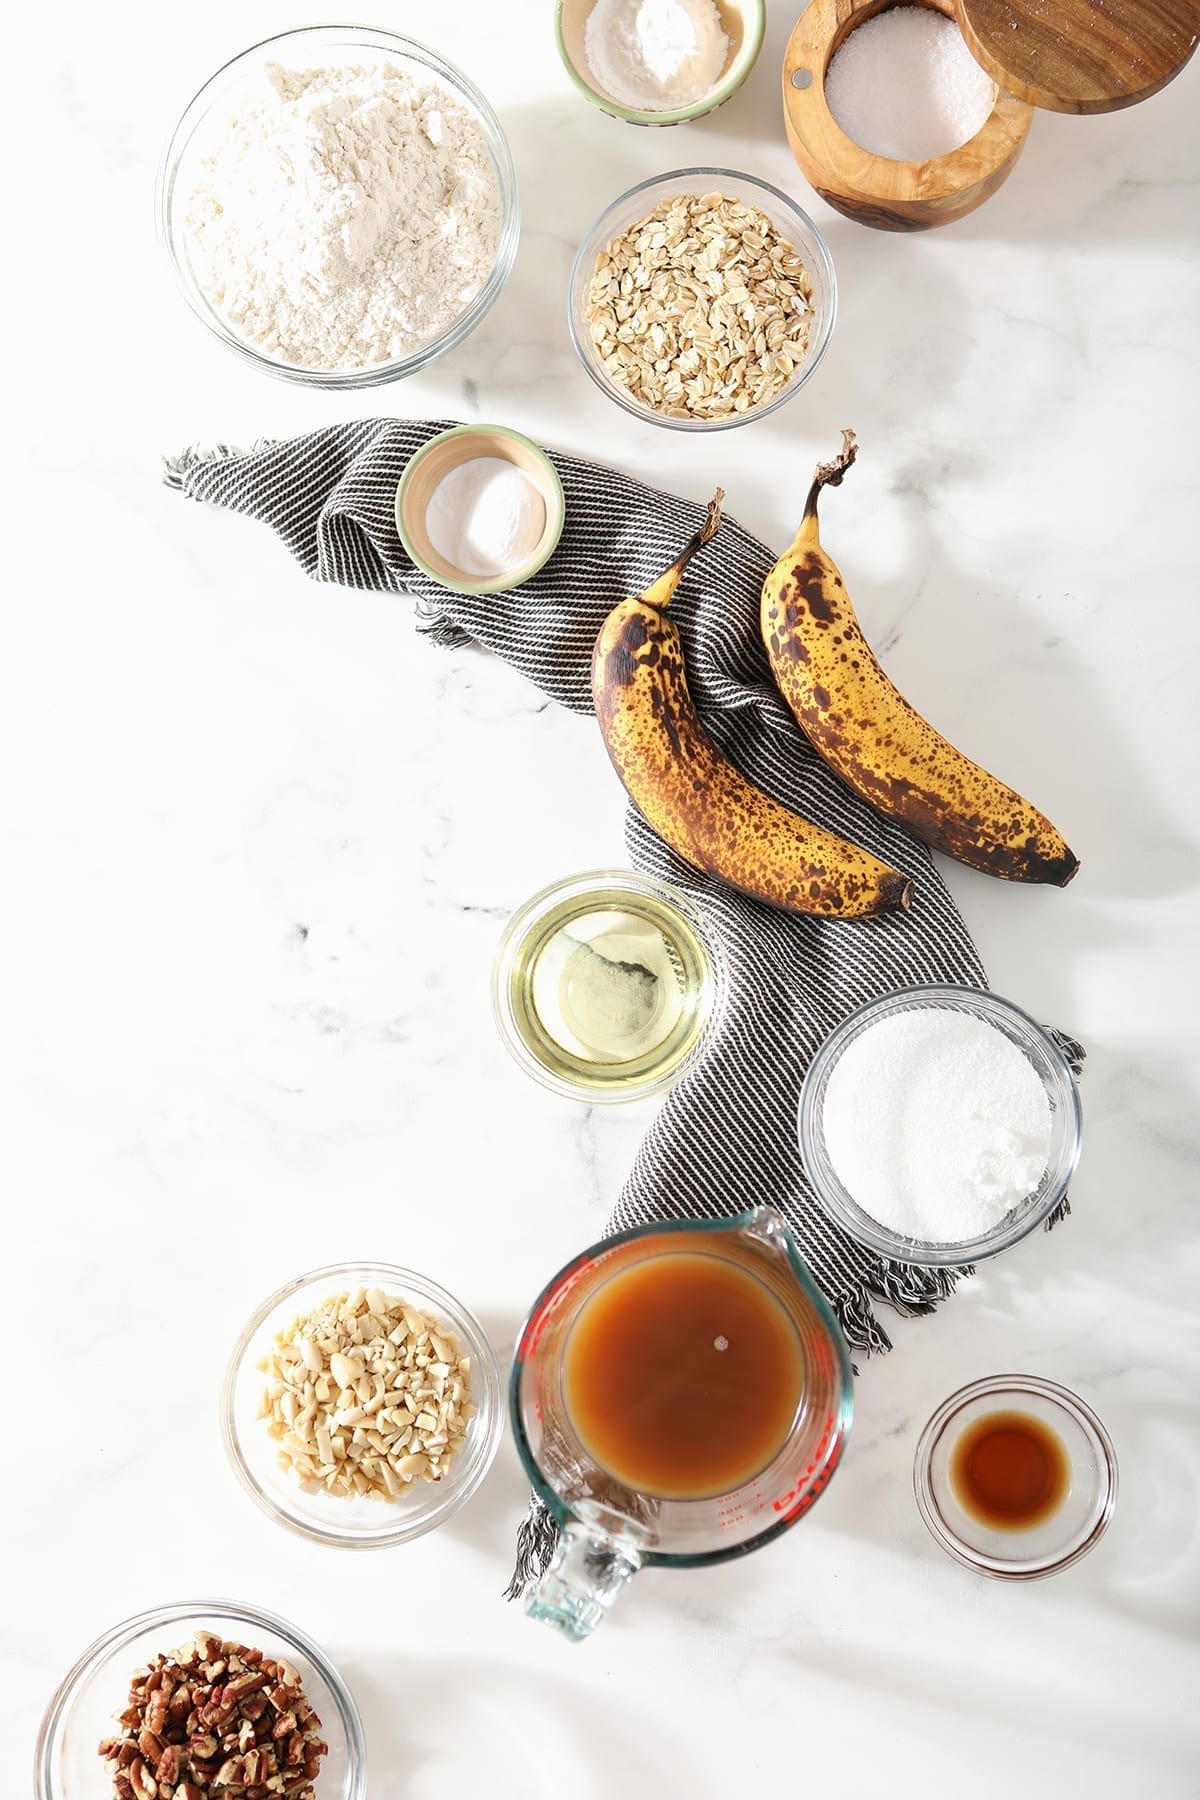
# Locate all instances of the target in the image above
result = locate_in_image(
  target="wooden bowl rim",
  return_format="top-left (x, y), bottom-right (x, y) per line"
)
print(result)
top-left (554, 0), bottom-right (766, 124)
top-left (783, 0), bottom-right (1034, 204)
top-left (395, 425), bottom-right (566, 596)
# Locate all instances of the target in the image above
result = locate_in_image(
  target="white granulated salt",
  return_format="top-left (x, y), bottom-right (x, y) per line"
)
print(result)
top-left (825, 7), bottom-right (996, 162)
top-left (820, 1008), bottom-right (1053, 1244)
top-left (424, 457), bottom-right (546, 580)
top-left (584, 0), bottom-right (730, 112)
top-left (184, 62), bottom-right (502, 370)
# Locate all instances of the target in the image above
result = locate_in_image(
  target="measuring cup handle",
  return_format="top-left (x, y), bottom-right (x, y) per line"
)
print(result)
top-left (525, 1519), bottom-right (644, 1642)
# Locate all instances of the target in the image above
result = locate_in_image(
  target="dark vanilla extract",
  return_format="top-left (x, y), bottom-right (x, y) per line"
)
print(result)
top-left (951, 1409), bottom-right (1069, 1530)
top-left (563, 1252), bottom-right (805, 1500)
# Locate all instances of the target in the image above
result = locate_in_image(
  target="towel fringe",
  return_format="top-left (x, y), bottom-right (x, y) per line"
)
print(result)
top-left (835, 1287), bottom-right (893, 1356)
top-left (162, 439), bottom-right (279, 490)
top-left (503, 1496), bottom-right (560, 1601)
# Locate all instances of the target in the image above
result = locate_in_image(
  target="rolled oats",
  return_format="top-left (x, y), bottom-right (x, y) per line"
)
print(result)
top-left (585, 192), bottom-right (815, 421)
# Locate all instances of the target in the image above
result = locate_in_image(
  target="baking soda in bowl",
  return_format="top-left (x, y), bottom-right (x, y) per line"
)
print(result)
top-left (423, 457), bottom-right (546, 579)
top-left (821, 1007), bottom-right (1053, 1243)
top-left (825, 7), bottom-right (997, 162)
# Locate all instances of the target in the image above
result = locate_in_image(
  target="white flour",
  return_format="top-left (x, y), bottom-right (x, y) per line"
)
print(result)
top-left (184, 62), bottom-right (502, 370)
top-left (584, 0), bottom-right (729, 111)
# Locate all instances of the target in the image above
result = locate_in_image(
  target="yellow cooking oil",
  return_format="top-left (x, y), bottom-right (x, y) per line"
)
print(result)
top-left (501, 882), bottom-right (715, 1096)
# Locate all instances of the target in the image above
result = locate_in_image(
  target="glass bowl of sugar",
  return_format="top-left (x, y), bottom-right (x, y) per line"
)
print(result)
top-left (157, 26), bottom-right (520, 387)
top-left (798, 985), bottom-right (1082, 1266)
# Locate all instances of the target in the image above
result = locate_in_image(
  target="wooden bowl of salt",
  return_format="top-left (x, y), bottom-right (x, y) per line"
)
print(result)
top-left (784, 0), bottom-right (1199, 231)
top-left (784, 0), bottom-right (1031, 231)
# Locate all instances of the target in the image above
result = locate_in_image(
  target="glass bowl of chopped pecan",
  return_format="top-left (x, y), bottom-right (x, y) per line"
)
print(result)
top-left (35, 1599), bottom-right (366, 1800)
top-left (568, 168), bottom-right (837, 430)
top-left (221, 1262), bottom-right (504, 1548)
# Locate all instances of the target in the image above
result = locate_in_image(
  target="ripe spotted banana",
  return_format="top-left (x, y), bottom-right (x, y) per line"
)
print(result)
top-left (591, 492), bottom-right (913, 920)
top-left (761, 434), bottom-right (1079, 887)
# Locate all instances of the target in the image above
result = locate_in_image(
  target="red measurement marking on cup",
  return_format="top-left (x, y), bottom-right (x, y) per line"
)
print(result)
top-left (516, 1251), bottom-right (595, 1360)
top-left (772, 1411), bottom-right (840, 1518)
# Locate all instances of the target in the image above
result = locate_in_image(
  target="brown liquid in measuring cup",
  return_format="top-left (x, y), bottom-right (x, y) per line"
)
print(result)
top-left (951, 1410), bottom-right (1069, 1529)
top-left (562, 1252), bottom-right (805, 1500)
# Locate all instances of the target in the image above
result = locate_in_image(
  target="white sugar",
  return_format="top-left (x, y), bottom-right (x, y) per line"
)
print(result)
top-left (820, 1008), bottom-right (1053, 1244)
top-left (825, 6), bottom-right (997, 162)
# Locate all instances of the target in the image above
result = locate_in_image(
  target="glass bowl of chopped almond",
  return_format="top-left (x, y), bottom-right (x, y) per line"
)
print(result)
top-left (221, 1263), bottom-right (504, 1548)
top-left (36, 1599), bottom-right (366, 1800)
top-left (568, 168), bottom-right (837, 431)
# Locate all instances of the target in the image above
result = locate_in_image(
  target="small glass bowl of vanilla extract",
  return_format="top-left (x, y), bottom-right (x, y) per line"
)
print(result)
top-left (914, 1375), bottom-right (1118, 1580)
top-left (492, 869), bottom-right (721, 1103)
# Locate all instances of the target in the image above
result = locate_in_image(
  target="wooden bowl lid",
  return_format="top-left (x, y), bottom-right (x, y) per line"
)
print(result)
top-left (955, 0), bottom-right (1199, 112)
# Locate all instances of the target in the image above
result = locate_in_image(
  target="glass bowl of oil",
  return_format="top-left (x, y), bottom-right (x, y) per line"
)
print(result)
top-left (492, 870), bottom-right (721, 1103)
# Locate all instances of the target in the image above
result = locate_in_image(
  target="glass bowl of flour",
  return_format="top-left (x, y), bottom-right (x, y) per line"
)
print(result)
top-left (798, 985), bottom-right (1082, 1266)
top-left (158, 26), bottom-right (519, 387)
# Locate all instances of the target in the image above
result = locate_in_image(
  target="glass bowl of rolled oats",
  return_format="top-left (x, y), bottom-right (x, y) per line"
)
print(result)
top-left (221, 1262), bottom-right (504, 1548)
top-left (35, 1598), bottom-right (366, 1800)
top-left (568, 168), bottom-right (837, 431)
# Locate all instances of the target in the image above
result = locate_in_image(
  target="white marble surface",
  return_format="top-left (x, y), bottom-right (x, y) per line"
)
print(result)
top-left (7, 3), bottom-right (1200, 1795)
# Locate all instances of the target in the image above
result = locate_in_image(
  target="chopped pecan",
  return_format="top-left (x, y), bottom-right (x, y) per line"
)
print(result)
top-left (100, 1635), bottom-right (325, 1800)
top-left (128, 1758), bottom-right (157, 1800)
top-left (225, 1670), bottom-right (271, 1702)
top-left (155, 1744), bottom-right (182, 1786)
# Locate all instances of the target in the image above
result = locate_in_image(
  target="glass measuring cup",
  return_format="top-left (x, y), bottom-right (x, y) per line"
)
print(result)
top-left (510, 1205), bottom-right (854, 1640)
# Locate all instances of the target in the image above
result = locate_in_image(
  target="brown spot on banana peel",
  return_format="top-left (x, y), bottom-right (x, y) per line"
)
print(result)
top-left (760, 436), bottom-right (1080, 888)
top-left (592, 598), bottom-right (912, 919)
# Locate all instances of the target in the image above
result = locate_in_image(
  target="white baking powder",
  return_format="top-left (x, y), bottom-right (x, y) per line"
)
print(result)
top-left (424, 458), bottom-right (546, 580)
top-left (820, 1008), bottom-right (1053, 1243)
top-left (584, 0), bottom-right (730, 112)
top-left (184, 62), bottom-right (502, 370)
top-left (825, 8), bottom-right (996, 162)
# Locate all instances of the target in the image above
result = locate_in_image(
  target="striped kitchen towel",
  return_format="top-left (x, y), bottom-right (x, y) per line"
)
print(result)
top-left (165, 421), bottom-right (1082, 1582)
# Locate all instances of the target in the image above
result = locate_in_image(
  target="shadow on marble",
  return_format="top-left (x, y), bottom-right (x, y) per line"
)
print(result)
top-left (438, 98), bottom-right (646, 413)
top-left (339, 1651), bottom-right (683, 1797)
top-left (800, 470), bottom-right (1196, 907)
top-left (438, 1306), bottom-right (529, 1570)
top-left (951, 76), bottom-right (1198, 249)
top-left (775, 1629), bottom-right (1195, 1766)
top-left (975, 1046), bottom-right (1199, 1296)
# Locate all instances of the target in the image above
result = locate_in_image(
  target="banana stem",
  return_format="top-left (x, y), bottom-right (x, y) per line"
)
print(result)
top-left (642, 488), bottom-right (724, 608)
top-left (801, 429), bottom-right (858, 530)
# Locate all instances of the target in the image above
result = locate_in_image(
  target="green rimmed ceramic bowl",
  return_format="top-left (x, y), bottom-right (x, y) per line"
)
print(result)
top-left (395, 425), bottom-right (566, 596)
top-left (555, 0), bottom-right (765, 126)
